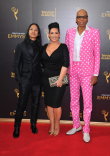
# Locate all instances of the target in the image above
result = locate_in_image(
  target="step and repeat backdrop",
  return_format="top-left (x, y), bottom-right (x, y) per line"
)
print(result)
top-left (0, 0), bottom-right (110, 122)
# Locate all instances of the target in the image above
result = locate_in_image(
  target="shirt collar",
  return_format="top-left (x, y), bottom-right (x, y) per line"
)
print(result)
top-left (29, 39), bottom-right (37, 45)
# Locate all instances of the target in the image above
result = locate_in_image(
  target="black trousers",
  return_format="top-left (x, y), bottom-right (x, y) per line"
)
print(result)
top-left (15, 82), bottom-right (42, 127)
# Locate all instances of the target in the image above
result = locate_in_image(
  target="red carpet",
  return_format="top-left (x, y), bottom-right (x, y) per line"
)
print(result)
top-left (0, 122), bottom-right (110, 156)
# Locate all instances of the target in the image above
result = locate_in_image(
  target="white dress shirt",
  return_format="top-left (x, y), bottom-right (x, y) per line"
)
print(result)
top-left (73, 25), bottom-right (90, 61)
top-left (73, 25), bottom-right (98, 76)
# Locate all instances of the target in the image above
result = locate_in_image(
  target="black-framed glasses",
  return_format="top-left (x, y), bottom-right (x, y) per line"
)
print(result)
top-left (76, 16), bottom-right (88, 20)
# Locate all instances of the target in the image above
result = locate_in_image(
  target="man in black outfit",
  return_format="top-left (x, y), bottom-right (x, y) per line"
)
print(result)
top-left (13, 23), bottom-right (42, 138)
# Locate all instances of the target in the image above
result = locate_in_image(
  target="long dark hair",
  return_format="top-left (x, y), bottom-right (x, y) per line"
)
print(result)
top-left (23, 23), bottom-right (42, 48)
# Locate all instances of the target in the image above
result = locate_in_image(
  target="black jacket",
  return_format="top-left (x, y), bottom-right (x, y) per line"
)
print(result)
top-left (13, 41), bottom-right (42, 84)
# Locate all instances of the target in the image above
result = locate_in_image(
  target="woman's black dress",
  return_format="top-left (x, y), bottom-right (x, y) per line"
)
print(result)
top-left (41, 43), bottom-right (69, 108)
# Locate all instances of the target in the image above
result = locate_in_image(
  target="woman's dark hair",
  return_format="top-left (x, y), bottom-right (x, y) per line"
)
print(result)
top-left (48, 22), bottom-right (60, 33)
top-left (23, 23), bottom-right (42, 48)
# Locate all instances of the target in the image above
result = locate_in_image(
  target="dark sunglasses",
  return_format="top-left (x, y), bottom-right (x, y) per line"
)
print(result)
top-left (76, 16), bottom-right (88, 19)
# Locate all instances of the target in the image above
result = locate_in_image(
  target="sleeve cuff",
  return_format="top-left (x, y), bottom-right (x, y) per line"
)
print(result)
top-left (93, 74), bottom-right (98, 76)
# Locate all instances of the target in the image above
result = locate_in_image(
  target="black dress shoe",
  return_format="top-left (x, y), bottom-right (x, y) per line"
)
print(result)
top-left (13, 127), bottom-right (20, 138)
top-left (31, 124), bottom-right (38, 134)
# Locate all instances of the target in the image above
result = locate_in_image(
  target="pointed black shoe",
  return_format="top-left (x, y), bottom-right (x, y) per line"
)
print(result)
top-left (13, 127), bottom-right (20, 138)
top-left (31, 124), bottom-right (38, 134)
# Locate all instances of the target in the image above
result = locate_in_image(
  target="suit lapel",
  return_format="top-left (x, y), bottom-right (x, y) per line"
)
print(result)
top-left (27, 44), bottom-right (34, 56)
top-left (80, 28), bottom-right (91, 53)
top-left (32, 49), bottom-right (40, 63)
top-left (26, 43), bottom-right (40, 62)
top-left (70, 28), bottom-right (76, 63)
top-left (72, 28), bottom-right (76, 48)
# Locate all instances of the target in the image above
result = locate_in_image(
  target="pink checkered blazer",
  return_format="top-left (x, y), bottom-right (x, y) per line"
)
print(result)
top-left (65, 26), bottom-right (100, 76)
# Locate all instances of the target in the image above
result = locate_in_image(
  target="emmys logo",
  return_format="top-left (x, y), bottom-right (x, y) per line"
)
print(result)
top-left (41, 92), bottom-right (44, 97)
top-left (101, 54), bottom-right (110, 60)
top-left (103, 71), bottom-right (110, 83)
top-left (14, 89), bottom-right (19, 98)
top-left (97, 94), bottom-right (110, 100)
top-left (11, 72), bottom-right (15, 78)
top-left (10, 110), bottom-right (26, 116)
top-left (70, 112), bottom-right (82, 118)
top-left (102, 110), bottom-right (109, 122)
top-left (44, 29), bottom-right (50, 42)
top-left (45, 108), bottom-right (49, 118)
top-left (8, 32), bottom-right (25, 39)
top-left (106, 30), bottom-right (110, 40)
top-left (41, 8), bottom-right (56, 20)
top-left (101, 11), bottom-right (110, 17)
top-left (11, 7), bottom-right (18, 20)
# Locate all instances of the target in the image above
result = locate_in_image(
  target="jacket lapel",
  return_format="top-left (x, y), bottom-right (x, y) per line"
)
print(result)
top-left (32, 48), bottom-right (40, 63)
top-left (70, 28), bottom-right (76, 64)
top-left (72, 28), bottom-right (76, 48)
top-left (26, 43), bottom-right (40, 62)
top-left (26, 44), bottom-right (34, 56)
top-left (80, 28), bottom-right (91, 53)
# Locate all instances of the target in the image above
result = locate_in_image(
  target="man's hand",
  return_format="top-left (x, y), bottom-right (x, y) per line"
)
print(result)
top-left (90, 76), bottom-right (98, 86)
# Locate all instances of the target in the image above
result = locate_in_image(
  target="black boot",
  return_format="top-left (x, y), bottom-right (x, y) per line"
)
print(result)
top-left (31, 124), bottom-right (38, 134)
top-left (13, 127), bottom-right (20, 138)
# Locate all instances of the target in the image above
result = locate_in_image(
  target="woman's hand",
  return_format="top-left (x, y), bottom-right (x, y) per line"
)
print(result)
top-left (53, 79), bottom-right (62, 87)
top-left (52, 66), bottom-right (68, 87)
top-left (67, 73), bottom-right (69, 81)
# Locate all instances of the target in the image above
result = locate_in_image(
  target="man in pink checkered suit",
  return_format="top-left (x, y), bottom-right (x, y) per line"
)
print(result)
top-left (65, 9), bottom-right (100, 142)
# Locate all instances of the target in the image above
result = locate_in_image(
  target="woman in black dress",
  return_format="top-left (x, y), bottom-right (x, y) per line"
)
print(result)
top-left (42, 22), bottom-right (69, 136)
